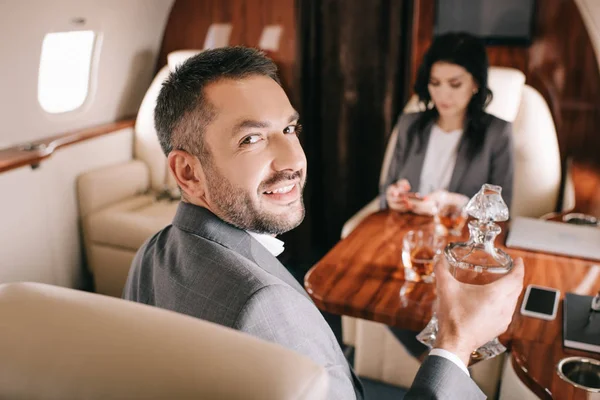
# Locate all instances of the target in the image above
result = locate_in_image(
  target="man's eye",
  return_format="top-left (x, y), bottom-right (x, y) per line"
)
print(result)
top-left (450, 83), bottom-right (462, 89)
top-left (241, 135), bottom-right (261, 145)
top-left (284, 124), bottom-right (302, 135)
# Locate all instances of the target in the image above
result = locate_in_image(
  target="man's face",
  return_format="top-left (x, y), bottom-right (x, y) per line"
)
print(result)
top-left (199, 75), bottom-right (307, 234)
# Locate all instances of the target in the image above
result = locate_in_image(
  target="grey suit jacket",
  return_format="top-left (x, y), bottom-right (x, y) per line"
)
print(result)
top-left (123, 202), bottom-right (485, 399)
top-left (381, 112), bottom-right (514, 210)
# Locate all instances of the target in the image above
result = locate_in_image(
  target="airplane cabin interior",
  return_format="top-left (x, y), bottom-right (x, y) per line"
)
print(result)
top-left (1, 0), bottom-right (600, 399)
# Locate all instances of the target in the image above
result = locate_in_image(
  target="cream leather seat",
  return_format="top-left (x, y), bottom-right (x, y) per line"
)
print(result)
top-left (78, 51), bottom-right (207, 298)
top-left (0, 282), bottom-right (328, 399)
top-left (77, 55), bottom-right (193, 297)
top-left (339, 67), bottom-right (574, 399)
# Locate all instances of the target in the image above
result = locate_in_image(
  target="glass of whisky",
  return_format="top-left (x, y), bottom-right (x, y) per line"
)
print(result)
top-left (402, 228), bottom-right (446, 283)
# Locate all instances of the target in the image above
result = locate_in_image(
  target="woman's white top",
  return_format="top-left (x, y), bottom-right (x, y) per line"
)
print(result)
top-left (418, 124), bottom-right (464, 195)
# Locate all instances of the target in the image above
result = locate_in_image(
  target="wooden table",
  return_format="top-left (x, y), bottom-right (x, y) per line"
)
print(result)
top-left (304, 210), bottom-right (600, 400)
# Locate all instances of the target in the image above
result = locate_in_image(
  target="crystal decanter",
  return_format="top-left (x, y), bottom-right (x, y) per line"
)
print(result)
top-left (416, 183), bottom-right (513, 362)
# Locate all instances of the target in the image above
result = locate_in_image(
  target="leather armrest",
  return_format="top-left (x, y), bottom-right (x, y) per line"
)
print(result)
top-left (78, 160), bottom-right (150, 218)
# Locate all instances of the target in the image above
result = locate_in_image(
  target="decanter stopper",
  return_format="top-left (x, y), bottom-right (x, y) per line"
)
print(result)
top-left (465, 184), bottom-right (509, 224)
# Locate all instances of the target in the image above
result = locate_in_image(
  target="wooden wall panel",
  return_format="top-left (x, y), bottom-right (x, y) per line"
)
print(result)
top-left (157, 0), bottom-right (297, 101)
top-left (408, 0), bottom-right (435, 91)
top-left (409, 0), bottom-right (600, 216)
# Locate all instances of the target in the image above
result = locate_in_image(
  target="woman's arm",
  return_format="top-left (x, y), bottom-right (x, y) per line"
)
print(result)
top-left (489, 121), bottom-right (515, 209)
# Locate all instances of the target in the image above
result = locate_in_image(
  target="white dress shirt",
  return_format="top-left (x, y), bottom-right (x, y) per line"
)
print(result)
top-left (418, 124), bottom-right (464, 195)
top-left (247, 231), bottom-right (469, 376)
top-left (247, 231), bottom-right (285, 257)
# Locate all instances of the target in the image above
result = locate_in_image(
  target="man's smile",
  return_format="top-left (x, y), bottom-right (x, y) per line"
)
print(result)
top-left (262, 181), bottom-right (301, 204)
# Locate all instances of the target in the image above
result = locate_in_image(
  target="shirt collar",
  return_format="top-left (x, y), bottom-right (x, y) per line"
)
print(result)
top-left (432, 123), bottom-right (463, 135)
top-left (246, 231), bottom-right (285, 257)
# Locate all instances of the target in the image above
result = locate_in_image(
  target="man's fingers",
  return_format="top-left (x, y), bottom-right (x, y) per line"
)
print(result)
top-left (488, 257), bottom-right (524, 288)
top-left (496, 258), bottom-right (525, 298)
top-left (509, 257), bottom-right (525, 279)
top-left (509, 259), bottom-right (525, 302)
top-left (434, 257), bottom-right (453, 287)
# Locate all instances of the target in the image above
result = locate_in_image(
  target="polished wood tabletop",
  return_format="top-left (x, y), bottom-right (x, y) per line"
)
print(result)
top-left (304, 210), bottom-right (600, 400)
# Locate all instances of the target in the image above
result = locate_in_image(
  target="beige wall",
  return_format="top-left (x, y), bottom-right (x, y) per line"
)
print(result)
top-left (0, 0), bottom-right (174, 288)
top-left (0, 130), bottom-right (133, 288)
top-left (0, 0), bottom-right (173, 148)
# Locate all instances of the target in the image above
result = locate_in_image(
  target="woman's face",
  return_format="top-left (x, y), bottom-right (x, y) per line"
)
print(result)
top-left (428, 62), bottom-right (478, 120)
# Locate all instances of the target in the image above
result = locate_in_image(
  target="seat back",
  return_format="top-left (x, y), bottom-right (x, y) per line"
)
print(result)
top-left (511, 85), bottom-right (561, 217)
top-left (380, 67), bottom-right (561, 217)
top-left (0, 282), bottom-right (328, 400)
top-left (134, 65), bottom-right (174, 193)
top-left (134, 50), bottom-right (206, 193)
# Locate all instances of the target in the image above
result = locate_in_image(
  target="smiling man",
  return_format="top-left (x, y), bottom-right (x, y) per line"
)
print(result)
top-left (123, 47), bottom-right (523, 400)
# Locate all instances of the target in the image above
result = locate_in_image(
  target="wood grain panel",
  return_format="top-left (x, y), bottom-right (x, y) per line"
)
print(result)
top-left (157, 0), bottom-right (297, 101)
top-left (408, 0), bottom-right (435, 89)
top-left (408, 0), bottom-right (600, 216)
top-left (571, 162), bottom-right (600, 218)
top-left (304, 210), bottom-right (600, 398)
top-left (0, 119), bottom-right (135, 174)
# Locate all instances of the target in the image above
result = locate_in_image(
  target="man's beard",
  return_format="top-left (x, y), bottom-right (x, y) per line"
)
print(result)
top-left (204, 162), bottom-right (305, 235)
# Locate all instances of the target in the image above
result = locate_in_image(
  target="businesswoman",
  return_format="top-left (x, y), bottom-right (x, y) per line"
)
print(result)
top-left (381, 32), bottom-right (514, 212)
top-left (383, 32), bottom-right (515, 359)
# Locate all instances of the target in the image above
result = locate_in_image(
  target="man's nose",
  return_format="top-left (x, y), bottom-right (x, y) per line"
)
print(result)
top-left (271, 134), bottom-right (306, 172)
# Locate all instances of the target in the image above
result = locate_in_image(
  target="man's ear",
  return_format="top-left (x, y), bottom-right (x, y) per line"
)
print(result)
top-left (168, 150), bottom-right (206, 200)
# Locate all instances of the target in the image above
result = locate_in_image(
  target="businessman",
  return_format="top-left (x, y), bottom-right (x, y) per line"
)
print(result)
top-left (124, 46), bottom-right (524, 399)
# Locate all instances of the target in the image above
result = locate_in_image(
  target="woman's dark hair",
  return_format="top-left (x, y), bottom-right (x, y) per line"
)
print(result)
top-left (409, 32), bottom-right (493, 157)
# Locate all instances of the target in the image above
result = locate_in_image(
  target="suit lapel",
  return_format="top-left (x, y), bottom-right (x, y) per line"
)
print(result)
top-left (172, 202), bottom-right (311, 301)
top-left (399, 121), bottom-right (434, 192)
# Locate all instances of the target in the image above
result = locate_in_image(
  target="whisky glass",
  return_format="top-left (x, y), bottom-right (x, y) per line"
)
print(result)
top-left (426, 191), bottom-right (469, 237)
top-left (402, 228), bottom-right (446, 283)
top-left (439, 194), bottom-right (469, 236)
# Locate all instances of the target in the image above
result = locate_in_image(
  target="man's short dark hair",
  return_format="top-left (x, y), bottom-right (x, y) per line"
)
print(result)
top-left (154, 46), bottom-right (280, 158)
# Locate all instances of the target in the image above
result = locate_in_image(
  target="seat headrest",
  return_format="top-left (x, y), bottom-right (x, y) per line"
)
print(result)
top-left (134, 65), bottom-right (172, 191)
top-left (167, 50), bottom-right (202, 72)
top-left (132, 49), bottom-right (211, 192)
top-left (0, 282), bottom-right (328, 400)
top-left (486, 66), bottom-right (526, 122)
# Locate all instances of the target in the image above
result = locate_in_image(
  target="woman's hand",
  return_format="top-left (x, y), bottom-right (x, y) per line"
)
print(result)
top-left (386, 179), bottom-right (414, 212)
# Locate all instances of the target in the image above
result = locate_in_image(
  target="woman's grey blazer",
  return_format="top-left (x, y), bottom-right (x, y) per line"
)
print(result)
top-left (380, 112), bottom-right (514, 209)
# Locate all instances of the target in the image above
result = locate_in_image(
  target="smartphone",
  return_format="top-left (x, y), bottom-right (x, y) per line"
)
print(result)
top-left (520, 284), bottom-right (560, 320)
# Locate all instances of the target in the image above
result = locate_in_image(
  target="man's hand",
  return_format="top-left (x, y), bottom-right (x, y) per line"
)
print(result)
top-left (434, 257), bottom-right (525, 367)
top-left (386, 179), bottom-right (414, 212)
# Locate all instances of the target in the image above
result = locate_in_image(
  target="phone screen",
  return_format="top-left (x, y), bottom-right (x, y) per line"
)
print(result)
top-left (524, 287), bottom-right (558, 315)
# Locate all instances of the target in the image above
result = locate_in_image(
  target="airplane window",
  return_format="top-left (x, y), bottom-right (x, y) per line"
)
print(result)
top-left (38, 30), bottom-right (96, 114)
